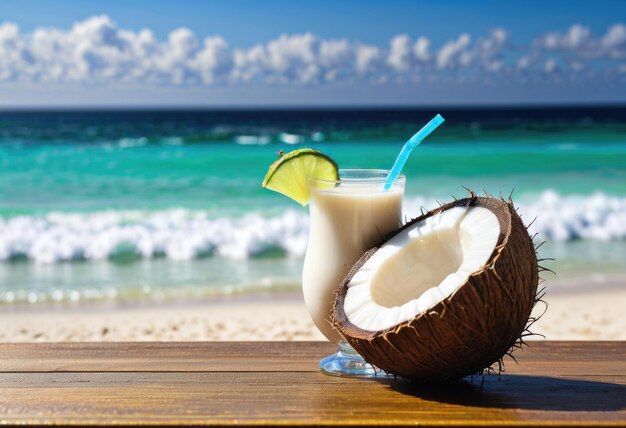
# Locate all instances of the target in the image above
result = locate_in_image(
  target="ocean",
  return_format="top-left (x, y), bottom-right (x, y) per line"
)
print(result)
top-left (1, 106), bottom-right (625, 305)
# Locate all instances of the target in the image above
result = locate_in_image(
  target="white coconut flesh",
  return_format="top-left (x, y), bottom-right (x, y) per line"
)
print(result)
top-left (343, 206), bottom-right (501, 332)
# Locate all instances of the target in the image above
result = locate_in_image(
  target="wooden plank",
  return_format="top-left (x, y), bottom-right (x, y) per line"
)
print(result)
top-left (0, 372), bottom-right (624, 426)
top-left (0, 342), bottom-right (336, 373)
top-left (0, 342), bottom-right (625, 426)
top-left (1, 341), bottom-right (625, 376)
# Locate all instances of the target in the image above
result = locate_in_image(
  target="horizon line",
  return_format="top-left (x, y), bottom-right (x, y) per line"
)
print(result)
top-left (1, 101), bottom-right (625, 112)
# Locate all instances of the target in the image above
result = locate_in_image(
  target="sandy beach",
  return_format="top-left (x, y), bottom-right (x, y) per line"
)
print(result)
top-left (1, 286), bottom-right (625, 343)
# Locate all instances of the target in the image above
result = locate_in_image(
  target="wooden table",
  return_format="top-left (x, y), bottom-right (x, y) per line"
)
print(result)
top-left (0, 341), bottom-right (624, 427)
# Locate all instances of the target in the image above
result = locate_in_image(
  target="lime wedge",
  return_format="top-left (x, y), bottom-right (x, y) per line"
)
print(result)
top-left (262, 148), bottom-right (339, 206)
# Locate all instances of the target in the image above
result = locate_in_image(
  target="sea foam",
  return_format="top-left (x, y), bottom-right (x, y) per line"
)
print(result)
top-left (0, 191), bottom-right (624, 264)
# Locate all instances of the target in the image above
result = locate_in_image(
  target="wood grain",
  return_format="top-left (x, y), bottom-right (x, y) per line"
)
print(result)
top-left (0, 341), bottom-right (624, 427)
top-left (0, 341), bottom-right (336, 373)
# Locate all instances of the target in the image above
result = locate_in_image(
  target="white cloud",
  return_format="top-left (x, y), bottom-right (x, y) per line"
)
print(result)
top-left (436, 33), bottom-right (471, 69)
top-left (386, 34), bottom-right (432, 74)
top-left (475, 29), bottom-right (508, 72)
top-left (541, 24), bottom-right (592, 51)
top-left (355, 45), bottom-right (382, 75)
top-left (193, 36), bottom-right (230, 84)
top-left (413, 37), bottom-right (431, 62)
top-left (0, 16), bottom-right (624, 87)
top-left (230, 33), bottom-right (358, 84)
top-left (388, 34), bottom-right (413, 71)
top-left (602, 23), bottom-right (626, 58)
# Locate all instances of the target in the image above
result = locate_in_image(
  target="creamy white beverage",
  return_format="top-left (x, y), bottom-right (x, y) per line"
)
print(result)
top-left (302, 171), bottom-right (404, 342)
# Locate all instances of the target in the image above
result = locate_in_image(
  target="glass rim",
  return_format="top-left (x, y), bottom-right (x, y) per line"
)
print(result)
top-left (307, 168), bottom-right (405, 184)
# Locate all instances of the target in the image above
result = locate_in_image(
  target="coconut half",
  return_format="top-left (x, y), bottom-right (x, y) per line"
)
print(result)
top-left (333, 195), bottom-right (539, 381)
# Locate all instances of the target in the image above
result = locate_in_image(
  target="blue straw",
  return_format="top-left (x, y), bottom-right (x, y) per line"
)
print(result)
top-left (384, 114), bottom-right (445, 190)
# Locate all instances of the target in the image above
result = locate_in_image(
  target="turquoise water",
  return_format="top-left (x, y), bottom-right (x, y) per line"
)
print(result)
top-left (0, 108), bottom-right (625, 305)
top-left (3, 140), bottom-right (625, 215)
top-left (2, 119), bottom-right (626, 216)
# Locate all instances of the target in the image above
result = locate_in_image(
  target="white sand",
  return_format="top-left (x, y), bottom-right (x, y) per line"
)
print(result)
top-left (1, 288), bottom-right (625, 342)
top-left (531, 288), bottom-right (626, 341)
top-left (0, 295), bottom-right (326, 342)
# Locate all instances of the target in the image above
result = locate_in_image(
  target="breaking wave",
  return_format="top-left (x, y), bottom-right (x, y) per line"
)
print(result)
top-left (0, 191), bottom-right (624, 264)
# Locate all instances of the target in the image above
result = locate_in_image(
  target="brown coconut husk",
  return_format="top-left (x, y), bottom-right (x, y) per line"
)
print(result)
top-left (333, 193), bottom-right (543, 381)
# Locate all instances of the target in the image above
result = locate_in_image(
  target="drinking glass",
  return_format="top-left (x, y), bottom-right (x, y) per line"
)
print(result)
top-left (302, 169), bottom-right (405, 377)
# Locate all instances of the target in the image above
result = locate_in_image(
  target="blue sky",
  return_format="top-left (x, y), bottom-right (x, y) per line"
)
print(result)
top-left (1, 0), bottom-right (622, 46)
top-left (0, 0), bottom-right (624, 106)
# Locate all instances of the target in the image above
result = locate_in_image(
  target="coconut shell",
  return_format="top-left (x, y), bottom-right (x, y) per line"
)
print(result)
top-left (333, 195), bottom-right (539, 381)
